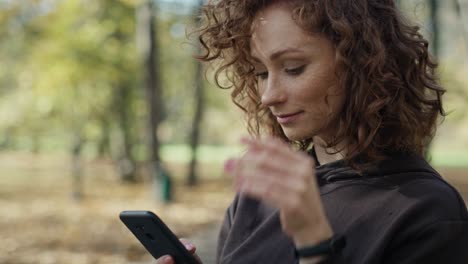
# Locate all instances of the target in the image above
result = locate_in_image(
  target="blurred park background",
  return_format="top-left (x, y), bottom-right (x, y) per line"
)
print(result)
top-left (0, 0), bottom-right (467, 263)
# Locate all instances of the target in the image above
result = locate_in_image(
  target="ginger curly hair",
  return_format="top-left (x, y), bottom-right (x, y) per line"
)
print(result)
top-left (196, 0), bottom-right (445, 169)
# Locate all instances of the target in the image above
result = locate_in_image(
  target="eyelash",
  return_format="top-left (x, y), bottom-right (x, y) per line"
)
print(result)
top-left (255, 72), bottom-right (268, 80)
top-left (285, 65), bottom-right (305, 75)
top-left (255, 65), bottom-right (305, 80)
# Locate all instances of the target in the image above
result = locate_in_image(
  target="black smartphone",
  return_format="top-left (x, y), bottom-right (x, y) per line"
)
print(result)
top-left (119, 210), bottom-right (199, 264)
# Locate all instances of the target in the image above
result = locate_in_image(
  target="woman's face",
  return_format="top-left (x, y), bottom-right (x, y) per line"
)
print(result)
top-left (250, 3), bottom-right (345, 141)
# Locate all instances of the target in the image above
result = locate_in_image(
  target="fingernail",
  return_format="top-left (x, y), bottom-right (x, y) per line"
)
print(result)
top-left (185, 243), bottom-right (194, 250)
top-left (163, 256), bottom-right (172, 264)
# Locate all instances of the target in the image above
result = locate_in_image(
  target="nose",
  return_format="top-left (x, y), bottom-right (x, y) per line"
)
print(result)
top-left (260, 77), bottom-right (286, 107)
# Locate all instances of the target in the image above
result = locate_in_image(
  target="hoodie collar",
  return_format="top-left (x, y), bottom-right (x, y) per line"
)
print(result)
top-left (307, 149), bottom-right (436, 186)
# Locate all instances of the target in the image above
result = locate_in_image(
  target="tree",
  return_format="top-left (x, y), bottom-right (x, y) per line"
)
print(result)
top-left (137, 0), bottom-right (172, 202)
top-left (396, 0), bottom-right (401, 8)
top-left (428, 0), bottom-right (440, 58)
top-left (187, 0), bottom-right (205, 186)
top-left (453, 0), bottom-right (468, 45)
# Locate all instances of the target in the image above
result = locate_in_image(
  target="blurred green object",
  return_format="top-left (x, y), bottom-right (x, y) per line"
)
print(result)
top-left (160, 167), bottom-right (172, 202)
top-left (153, 162), bottom-right (172, 203)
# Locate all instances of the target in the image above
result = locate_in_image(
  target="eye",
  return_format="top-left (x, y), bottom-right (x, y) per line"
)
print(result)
top-left (285, 65), bottom-right (305, 76)
top-left (255, 71), bottom-right (269, 80)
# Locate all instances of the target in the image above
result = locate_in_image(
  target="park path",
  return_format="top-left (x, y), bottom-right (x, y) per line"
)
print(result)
top-left (187, 222), bottom-right (221, 264)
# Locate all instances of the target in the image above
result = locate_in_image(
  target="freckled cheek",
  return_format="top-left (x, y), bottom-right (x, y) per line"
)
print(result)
top-left (294, 80), bottom-right (330, 105)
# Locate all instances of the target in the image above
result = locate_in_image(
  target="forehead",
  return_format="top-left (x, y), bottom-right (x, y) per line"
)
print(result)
top-left (250, 3), bottom-right (325, 60)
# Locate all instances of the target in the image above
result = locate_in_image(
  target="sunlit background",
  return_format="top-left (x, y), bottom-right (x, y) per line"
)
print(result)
top-left (0, 0), bottom-right (467, 263)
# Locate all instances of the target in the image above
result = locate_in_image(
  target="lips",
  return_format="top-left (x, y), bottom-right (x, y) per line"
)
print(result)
top-left (275, 111), bottom-right (303, 124)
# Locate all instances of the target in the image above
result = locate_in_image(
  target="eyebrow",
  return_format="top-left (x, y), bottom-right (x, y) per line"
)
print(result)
top-left (251, 47), bottom-right (305, 62)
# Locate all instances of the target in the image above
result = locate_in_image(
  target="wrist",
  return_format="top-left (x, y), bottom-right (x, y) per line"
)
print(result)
top-left (293, 221), bottom-right (333, 247)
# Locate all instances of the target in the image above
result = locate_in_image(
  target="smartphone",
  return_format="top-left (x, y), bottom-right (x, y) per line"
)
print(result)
top-left (119, 210), bottom-right (199, 264)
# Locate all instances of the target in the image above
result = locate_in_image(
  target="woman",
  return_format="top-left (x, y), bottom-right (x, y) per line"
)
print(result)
top-left (157, 0), bottom-right (468, 263)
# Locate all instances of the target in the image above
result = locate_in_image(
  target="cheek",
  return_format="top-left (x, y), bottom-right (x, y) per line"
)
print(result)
top-left (299, 74), bottom-right (343, 120)
top-left (257, 80), bottom-right (266, 95)
top-left (297, 71), bottom-right (337, 106)
top-left (325, 87), bottom-right (345, 117)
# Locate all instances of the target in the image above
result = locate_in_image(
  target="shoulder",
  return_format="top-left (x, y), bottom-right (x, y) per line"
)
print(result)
top-left (382, 170), bottom-right (468, 222)
top-left (380, 173), bottom-right (468, 263)
top-left (363, 153), bottom-right (467, 220)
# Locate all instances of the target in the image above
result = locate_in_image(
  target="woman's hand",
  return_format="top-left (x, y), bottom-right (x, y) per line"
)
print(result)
top-left (154, 239), bottom-right (202, 264)
top-left (224, 137), bottom-right (333, 247)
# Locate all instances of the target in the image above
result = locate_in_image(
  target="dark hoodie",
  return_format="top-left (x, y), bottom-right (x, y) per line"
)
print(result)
top-left (215, 152), bottom-right (468, 264)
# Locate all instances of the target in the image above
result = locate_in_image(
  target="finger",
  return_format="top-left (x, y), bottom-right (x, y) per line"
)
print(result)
top-left (237, 147), bottom-right (312, 190)
top-left (179, 239), bottom-right (203, 263)
top-left (223, 157), bottom-right (243, 189)
top-left (224, 158), bottom-right (237, 174)
top-left (155, 255), bottom-right (174, 264)
top-left (239, 171), bottom-right (293, 210)
top-left (240, 136), bottom-right (263, 148)
top-left (179, 238), bottom-right (196, 253)
top-left (261, 136), bottom-right (312, 164)
top-left (235, 137), bottom-right (317, 203)
top-left (193, 253), bottom-right (203, 263)
top-left (241, 136), bottom-right (288, 153)
top-left (241, 136), bottom-right (306, 166)
top-left (239, 162), bottom-right (316, 210)
top-left (240, 166), bottom-right (307, 196)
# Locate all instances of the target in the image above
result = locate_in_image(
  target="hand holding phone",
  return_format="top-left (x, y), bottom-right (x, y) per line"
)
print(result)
top-left (119, 210), bottom-right (200, 264)
top-left (155, 238), bottom-right (199, 264)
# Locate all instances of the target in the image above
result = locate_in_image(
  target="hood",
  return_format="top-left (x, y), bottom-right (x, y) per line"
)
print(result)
top-left (307, 149), bottom-right (438, 186)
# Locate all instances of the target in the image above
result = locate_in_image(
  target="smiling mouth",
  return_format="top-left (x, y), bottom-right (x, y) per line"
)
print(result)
top-left (275, 111), bottom-right (303, 124)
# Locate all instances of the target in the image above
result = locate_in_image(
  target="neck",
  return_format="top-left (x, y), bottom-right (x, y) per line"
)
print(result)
top-left (313, 136), bottom-right (346, 165)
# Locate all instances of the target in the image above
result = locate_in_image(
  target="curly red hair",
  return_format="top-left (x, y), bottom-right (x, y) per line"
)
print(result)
top-left (196, 0), bottom-right (445, 168)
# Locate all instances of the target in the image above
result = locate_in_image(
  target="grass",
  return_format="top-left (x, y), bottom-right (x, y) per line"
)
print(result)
top-left (160, 144), bottom-right (468, 168)
top-left (0, 149), bottom-right (466, 264)
top-left (160, 144), bottom-right (245, 163)
top-left (430, 149), bottom-right (468, 168)
top-left (0, 152), bottom-right (233, 264)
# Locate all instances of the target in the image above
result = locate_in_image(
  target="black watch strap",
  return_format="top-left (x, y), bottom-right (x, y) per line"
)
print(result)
top-left (295, 234), bottom-right (346, 258)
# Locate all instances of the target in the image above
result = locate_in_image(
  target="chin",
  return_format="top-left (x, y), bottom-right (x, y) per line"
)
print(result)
top-left (282, 129), bottom-right (316, 142)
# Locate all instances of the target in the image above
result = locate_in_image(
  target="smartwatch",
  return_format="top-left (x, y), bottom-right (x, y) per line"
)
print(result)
top-left (295, 234), bottom-right (346, 258)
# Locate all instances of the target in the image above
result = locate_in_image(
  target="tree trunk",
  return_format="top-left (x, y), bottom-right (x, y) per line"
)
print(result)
top-left (453, 0), bottom-right (468, 44)
top-left (429, 0), bottom-right (440, 58)
top-left (0, 128), bottom-right (13, 149)
top-left (115, 83), bottom-right (137, 183)
top-left (137, 0), bottom-right (172, 202)
top-left (97, 117), bottom-right (110, 157)
top-left (71, 132), bottom-right (84, 201)
top-left (396, 0), bottom-right (401, 8)
top-left (187, 0), bottom-right (205, 187)
top-left (425, 0), bottom-right (440, 159)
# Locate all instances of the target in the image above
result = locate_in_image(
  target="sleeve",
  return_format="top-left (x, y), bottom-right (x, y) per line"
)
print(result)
top-left (383, 220), bottom-right (468, 264)
top-left (215, 194), bottom-right (239, 263)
